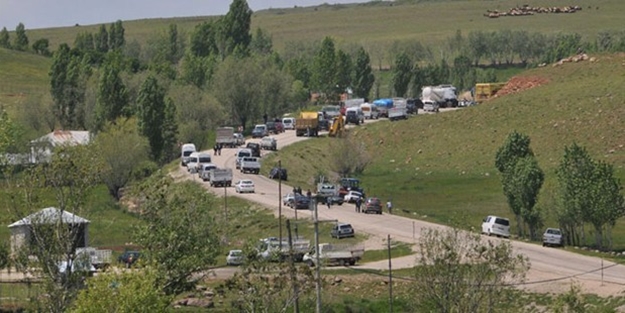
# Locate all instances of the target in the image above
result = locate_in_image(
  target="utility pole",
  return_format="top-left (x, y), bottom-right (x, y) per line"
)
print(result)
top-left (388, 234), bottom-right (393, 313)
top-left (313, 198), bottom-right (322, 313)
top-left (223, 183), bottom-right (228, 243)
top-left (287, 220), bottom-right (300, 313)
top-left (278, 160), bottom-right (282, 245)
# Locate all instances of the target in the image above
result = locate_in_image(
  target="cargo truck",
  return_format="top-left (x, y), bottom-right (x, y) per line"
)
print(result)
top-left (303, 243), bottom-right (365, 267)
top-left (209, 168), bottom-right (233, 187)
top-left (295, 112), bottom-right (320, 137)
top-left (216, 127), bottom-right (236, 148)
top-left (421, 85), bottom-right (458, 108)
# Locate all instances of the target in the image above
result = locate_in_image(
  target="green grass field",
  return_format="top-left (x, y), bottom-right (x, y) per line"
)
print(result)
top-left (20, 0), bottom-right (625, 54)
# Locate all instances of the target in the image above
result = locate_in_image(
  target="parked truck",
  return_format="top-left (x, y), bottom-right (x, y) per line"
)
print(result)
top-left (216, 127), bottom-right (236, 148)
top-left (388, 105), bottom-right (408, 121)
top-left (295, 112), bottom-right (320, 137)
top-left (75, 247), bottom-right (112, 270)
top-left (209, 168), bottom-right (233, 187)
top-left (303, 243), bottom-right (365, 266)
top-left (373, 98), bottom-right (393, 118)
top-left (240, 157), bottom-right (261, 174)
top-left (421, 85), bottom-right (458, 108)
top-left (258, 237), bottom-right (311, 262)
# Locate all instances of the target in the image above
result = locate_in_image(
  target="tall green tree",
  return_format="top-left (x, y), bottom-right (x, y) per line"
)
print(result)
top-left (133, 174), bottom-right (220, 295)
top-left (0, 108), bottom-right (19, 165)
top-left (556, 144), bottom-right (625, 248)
top-left (250, 27), bottom-right (273, 55)
top-left (0, 27), bottom-right (10, 48)
top-left (311, 37), bottom-right (337, 101)
top-left (167, 24), bottom-right (182, 63)
top-left (190, 21), bottom-right (218, 57)
top-left (94, 53), bottom-right (129, 131)
top-left (13, 22), bottom-right (29, 51)
top-left (212, 56), bottom-right (262, 129)
top-left (161, 97), bottom-right (179, 163)
top-left (392, 52), bottom-right (412, 97)
top-left (94, 24), bottom-right (109, 53)
top-left (95, 118), bottom-right (149, 200)
top-left (220, 0), bottom-right (252, 57)
top-left (352, 47), bottom-right (375, 99)
top-left (108, 20), bottom-right (125, 51)
top-left (495, 131), bottom-right (535, 237)
top-left (335, 49), bottom-right (352, 97)
top-left (180, 52), bottom-right (209, 88)
top-left (49, 44), bottom-right (92, 129)
top-left (136, 75), bottom-right (166, 162)
top-left (507, 156), bottom-right (545, 239)
top-left (74, 32), bottom-right (95, 52)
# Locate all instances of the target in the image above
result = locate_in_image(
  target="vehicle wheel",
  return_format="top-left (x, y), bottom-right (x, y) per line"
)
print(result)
top-left (488, 229), bottom-right (492, 236)
top-left (306, 260), bottom-right (315, 267)
top-left (349, 260), bottom-right (356, 266)
top-left (542, 243), bottom-right (546, 247)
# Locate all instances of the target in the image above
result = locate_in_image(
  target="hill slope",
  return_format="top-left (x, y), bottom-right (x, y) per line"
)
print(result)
top-left (263, 53), bottom-right (625, 245)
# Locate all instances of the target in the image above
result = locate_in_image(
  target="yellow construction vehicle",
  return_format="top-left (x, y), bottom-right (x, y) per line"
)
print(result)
top-left (328, 113), bottom-right (345, 137)
top-left (474, 82), bottom-right (506, 103)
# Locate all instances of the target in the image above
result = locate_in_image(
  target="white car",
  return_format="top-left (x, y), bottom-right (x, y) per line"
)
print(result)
top-left (226, 249), bottom-right (244, 266)
top-left (343, 191), bottom-right (363, 203)
top-left (282, 117), bottom-right (295, 130)
top-left (235, 180), bottom-right (255, 193)
top-left (283, 193), bottom-right (295, 207)
top-left (481, 215), bottom-right (510, 238)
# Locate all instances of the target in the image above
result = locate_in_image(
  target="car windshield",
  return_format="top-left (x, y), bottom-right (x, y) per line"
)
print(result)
top-left (230, 251), bottom-right (242, 256)
top-left (199, 156), bottom-right (211, 163)
top-left (368, 198), bottom-right (380, 205)
top-left (183, 151), bottom-right (193, 157)
top-left (495, 218), bottom-right (510, 226)
top-left (241, 180), bottom-right (253, 185)
top-left (238, 151), bottom-right (251, 157)
top-left (254, 125), bottom-right (266, 131)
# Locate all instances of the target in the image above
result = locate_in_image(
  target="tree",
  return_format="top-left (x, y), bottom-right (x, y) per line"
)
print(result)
top-left (507, 156), bottom-right (545, 240)
top-left (132, 174), bottom-right (220, 295)
top-left (0, 27), bottom-right (11, 48)
top-left (311, 37), bottom-right (337, 101)
top-left (166, 24), bottom-right (183, 63)
top-left (352, 47), bottom-right (375, 99)
top-left (556, 144), bottom-right (625, 249)
top-left (70, 268), bottom-right (170, 313)
top-left (136, 75), bottom-right (167, 162)
top-left (12, 22), bottom-right (29, 51)
top-left (74, 32), bottom-right (95, 52)
top-left (94, 52), bottom-right (129, 131)
top-left (94, 118), bottom-right (149, 200)
top-left (335, 49), bottom-right (352, 97)
top-left (392, 52), bottom-right (412, 97)
top-left (180, 52), bottom-right (209, 88)
top-left (223, 243), bottom-right (317, 312)
top-left (258, 58), bottom-right (294, 117)
top-left (32, 38), bottom-right (51, 56)
top-left (108, 20), bottom-right (125, 51)
top-left (49, 44), bottom-right (92, 129)
top-left (410, 227), bottom-right (528, 312)
top-left (160, 97), bottom-right (179, 163)
top-left (495, 131), bottom-right (535, 237)
top-left (212, 56), bottom-right (262, 130)
top-left (7, 144), bottom-right (104, 313)
top-left (329, 131), bottom-right (371, 177)
top-left (94, 24), bottom-right (109, 53)
top-left (250, 27), bottom-right (273, 55)
top-left (190, 21), bottom-right (219, 57)
top-left (0, 108), bottom-right (18, 157)
top-left (219, 0), bottom-right (252, 57)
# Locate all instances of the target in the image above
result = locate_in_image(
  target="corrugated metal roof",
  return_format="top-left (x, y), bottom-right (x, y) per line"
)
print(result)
top-left (8, 207), bottom-right (90, 228)
top-left (31, 130), bottom-right (91, 147)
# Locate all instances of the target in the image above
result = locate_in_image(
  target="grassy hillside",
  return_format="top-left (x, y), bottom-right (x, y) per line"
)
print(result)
top-left (0, 48), bottom-right (51, 110)
top-left (21, 0), bottom-right (625, 53)
top-left (263, 54), bottom-right (625, 246)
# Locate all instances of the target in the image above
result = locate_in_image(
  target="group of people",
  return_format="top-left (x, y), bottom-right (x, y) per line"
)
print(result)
top-left (213, 143), bottom-right (223, 156)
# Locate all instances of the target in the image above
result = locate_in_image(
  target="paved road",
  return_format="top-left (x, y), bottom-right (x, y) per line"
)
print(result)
top-left (183, 112), bottom-right (625, 296)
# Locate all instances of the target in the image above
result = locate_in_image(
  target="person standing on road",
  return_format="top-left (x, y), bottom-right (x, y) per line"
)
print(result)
top-left (386, 199), bottom-right (393, 214)
top-left (355, 197), bottom-right (362, 213)
top-left (306, 189), bottom-right (312, 199)
top-left (326, 196), bottom-right (331, 209)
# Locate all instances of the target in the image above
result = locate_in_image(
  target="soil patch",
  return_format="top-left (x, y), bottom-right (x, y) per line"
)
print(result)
top-left (496, 76), bottom-right (550, 97)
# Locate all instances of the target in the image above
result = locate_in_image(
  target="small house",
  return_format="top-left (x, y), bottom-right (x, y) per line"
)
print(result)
top-left (30, 130), bottom-right (91, 163)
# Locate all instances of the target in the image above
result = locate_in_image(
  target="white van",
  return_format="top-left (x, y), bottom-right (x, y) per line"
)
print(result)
top-left (360, 103), bottom-right (379, 120)
top-left (282, 117), bottom-right (295, 130)
top-left (194, 152), bottom-right (212, 173)
top-left (481, 215), bottom-right (510, 238)
top-left (186, 152), bottom-right (200, 173)
top-left (180, 143), bottom-right (197, 166)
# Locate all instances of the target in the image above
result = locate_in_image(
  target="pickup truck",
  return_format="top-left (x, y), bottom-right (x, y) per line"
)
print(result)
top-left (216, 127), bottom-right (236, 148)
top-left (209, 168), bottom-right (233, 187)
top-left (75, 247), bottom-right (112, 270)
top-left (240, 157), bottom-right (261, 174)
top-left (542, 228), bottom-right (564, 247)
top-left (258, 237), bottom-right (311, 262)
top-left (303, 243), bottom-right (364, 267)
top-left (388, 106), bottom-right (408, 121)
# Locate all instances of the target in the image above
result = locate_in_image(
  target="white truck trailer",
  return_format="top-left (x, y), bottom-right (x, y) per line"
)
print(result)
top-left (209, 168), bottom-right (233, 187)
top-left (422, 85), bottom-right (458, 108)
